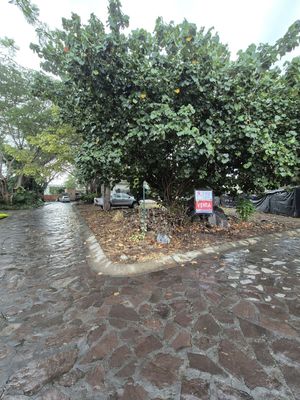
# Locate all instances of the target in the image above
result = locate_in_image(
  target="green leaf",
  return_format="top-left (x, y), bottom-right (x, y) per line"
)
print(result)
top-left (243, 162), bottom-right (252, 169)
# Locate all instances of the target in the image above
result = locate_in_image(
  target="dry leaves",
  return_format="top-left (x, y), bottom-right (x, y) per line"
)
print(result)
top-left (77, 205), bottom-right (299, 264)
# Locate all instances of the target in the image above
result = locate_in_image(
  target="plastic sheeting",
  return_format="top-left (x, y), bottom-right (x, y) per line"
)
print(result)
top-left (252, 188), bottom-right (300, 218)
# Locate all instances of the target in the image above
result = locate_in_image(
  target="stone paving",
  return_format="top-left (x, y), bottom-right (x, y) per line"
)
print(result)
top-left (0, 203), bottom-right (299, 399)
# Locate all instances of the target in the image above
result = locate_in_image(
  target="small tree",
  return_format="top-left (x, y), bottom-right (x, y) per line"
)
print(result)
top-left (0, 38), bottom-right (79, 203)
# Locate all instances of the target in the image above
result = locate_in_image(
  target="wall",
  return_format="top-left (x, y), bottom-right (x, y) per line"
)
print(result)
top-left (43, 195), bottom-right (58, 202)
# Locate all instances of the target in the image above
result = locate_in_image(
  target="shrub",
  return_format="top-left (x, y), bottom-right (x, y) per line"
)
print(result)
top-left (236, 198), bottom-right (256, 221)
top-left (12, 189), bottom-right (42, 206)
top-left (80, 193), bottom-right (97, 203)
top-left (5, 188), bottom-right (44, 208)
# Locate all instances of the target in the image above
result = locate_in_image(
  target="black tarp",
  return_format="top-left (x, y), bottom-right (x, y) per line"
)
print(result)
top-left (252, 188), bottom-right (300, 217)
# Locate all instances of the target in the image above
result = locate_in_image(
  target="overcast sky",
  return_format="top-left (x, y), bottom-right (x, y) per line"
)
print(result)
top-left (0, 0), bottom-right (300, 70)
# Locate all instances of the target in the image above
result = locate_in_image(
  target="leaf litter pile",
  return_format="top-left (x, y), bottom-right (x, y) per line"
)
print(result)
top-left (78, 204), bottom-right (300, 263)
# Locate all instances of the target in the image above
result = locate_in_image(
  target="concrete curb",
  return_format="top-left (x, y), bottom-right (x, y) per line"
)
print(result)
top-left (74, 206), bottom-right (300, 277)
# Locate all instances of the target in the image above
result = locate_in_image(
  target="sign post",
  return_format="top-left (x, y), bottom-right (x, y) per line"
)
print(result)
top-left (141, 181), bottom-right (150, 232)
top-left (195, 189), bottom-right (213, 214)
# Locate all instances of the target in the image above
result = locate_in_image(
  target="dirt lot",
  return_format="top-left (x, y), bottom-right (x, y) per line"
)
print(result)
top-left (77, 204), bottom-right (300, 263)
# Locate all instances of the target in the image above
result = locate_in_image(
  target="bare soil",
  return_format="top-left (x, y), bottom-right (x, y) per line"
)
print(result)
top-left (77, 204), bottom-right (300, 263)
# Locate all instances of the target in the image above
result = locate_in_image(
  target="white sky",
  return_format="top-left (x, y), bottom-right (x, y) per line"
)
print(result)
top-left (0, 0), bottom-right (300, 70)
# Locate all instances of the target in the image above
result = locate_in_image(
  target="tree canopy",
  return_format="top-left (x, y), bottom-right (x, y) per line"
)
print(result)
top-left (30, 1), bottom-right (300, 203)
top-left (0, 38), bottom-right (77, 203)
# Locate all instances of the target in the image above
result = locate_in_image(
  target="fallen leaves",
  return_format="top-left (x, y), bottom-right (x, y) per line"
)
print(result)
top-left (77, 205), bottom-right (298, 264)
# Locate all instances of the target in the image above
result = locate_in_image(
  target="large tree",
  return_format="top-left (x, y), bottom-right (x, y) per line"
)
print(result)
top-left (0, 38), bottom-right (78, 203)
top-left (29, 1), bottom-right (300, 203)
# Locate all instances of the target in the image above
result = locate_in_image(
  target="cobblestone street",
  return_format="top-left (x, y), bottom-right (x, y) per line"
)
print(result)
top-left (0, 203), bottom-right (299, 399)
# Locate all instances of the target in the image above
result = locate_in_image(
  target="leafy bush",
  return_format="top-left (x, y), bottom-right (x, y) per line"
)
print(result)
top-left (12, 189), bottom-right (43, 207)
top-left (236, 198), bottom-right (256, 221)
top-left (80, 193), bottom-right (96, 203)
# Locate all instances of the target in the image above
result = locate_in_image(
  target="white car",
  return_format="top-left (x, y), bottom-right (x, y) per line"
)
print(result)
top-left (59, 194), bottom-right (70, 203)
top-left (94, 193), bottom-right (137, 208)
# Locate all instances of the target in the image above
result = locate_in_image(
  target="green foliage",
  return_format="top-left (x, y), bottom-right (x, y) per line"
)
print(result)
top-left (28, 2), bottom-right (300, 203)
top-left (12, 188), bottom-right (43, 206)
top-left (107, 0), bottom-right (129, 34)
top-left (9, 0), bottom-right (40, 25)
top-left (0, 43), bottom-right (78, 203)
top-left (236, 198), bottom-right (256, 221)
top-left (49, 186), bottom-right (64, 195)
top-left (80, 193), bottom-right (96, 203)
top-left (64, 175), bottom-right (78, 189)
top-left (0, 189), bottom-right (43, 209)
top-left (0, 37), bottom-right (19, 56)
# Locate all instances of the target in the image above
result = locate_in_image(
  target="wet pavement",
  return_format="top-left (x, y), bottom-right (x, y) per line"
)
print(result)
top-left (0, 203), bottom-right (299, 400)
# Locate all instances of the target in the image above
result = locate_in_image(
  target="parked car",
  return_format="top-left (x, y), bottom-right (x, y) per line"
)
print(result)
top-left (94, 193), bottom-right (137, 208)
top-left (58, 194), bottom-right (70, 203)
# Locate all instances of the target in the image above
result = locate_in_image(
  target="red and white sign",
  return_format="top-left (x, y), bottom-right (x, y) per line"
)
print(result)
top-left (195, 190), bottom-right (213, 214)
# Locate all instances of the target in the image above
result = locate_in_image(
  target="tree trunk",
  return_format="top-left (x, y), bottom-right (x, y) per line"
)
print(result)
top-left (0, 153), bottom-right (14, 204)
top-left (90, 178), bottom-right (97, 193)
top-left (0, 179), bottom-right (11, 204)
top-left (15, 174), bottom-right (23, 190)
top-left (103, 185), bottom-right (111, 211)
top-left (96, 180), bottom-right (102, 196)
top-left (162, 183), bottom-right (174, 206)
